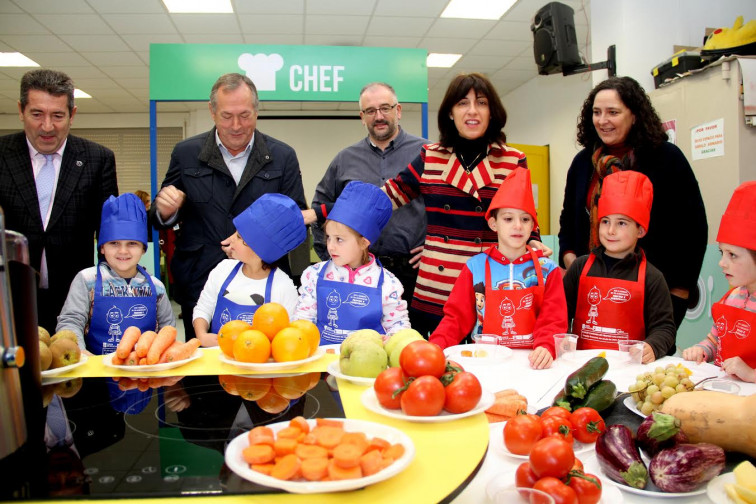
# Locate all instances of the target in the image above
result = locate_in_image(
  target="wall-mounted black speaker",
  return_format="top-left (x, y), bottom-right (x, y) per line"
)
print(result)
top-left (531, 2), bottom-right (582, 75)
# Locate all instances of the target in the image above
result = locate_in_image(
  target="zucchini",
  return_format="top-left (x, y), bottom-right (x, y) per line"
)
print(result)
top-left (564, 356), bottom-right (609, 399)
top-left (574, 379), bottom-right (617, 413)
top-left (553, 388), bottom-right (576, 411)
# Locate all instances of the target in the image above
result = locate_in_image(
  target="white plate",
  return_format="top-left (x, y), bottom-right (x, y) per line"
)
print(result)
top-left (485, 471), bottom-right (623, 503)
top-left (219, 347), bottom-right (325, 371)
top-left (361, 387), bottom-right (495, 423)
top-left (594, 452), bottom-right (708, 498)
top-left (443, 344), bottom-right (513, 366)
top-left (224, 417), bottom-right (414, 494)
top-left (326, 360), bottom-right (375, 386)
top-left (40, 353), bottom-right (89, 377)
top-left (707, 472), bottom-right (735, 504)
top-left (495, 430), bottom-right (596, 459)
top-left (102, 348), bottom-right (203, 372)
top-left (623, 396), bottom-right (646, 418)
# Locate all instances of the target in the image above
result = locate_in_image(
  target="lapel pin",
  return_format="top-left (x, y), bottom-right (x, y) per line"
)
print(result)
top-left (76, 160), bottom-right (83, 167)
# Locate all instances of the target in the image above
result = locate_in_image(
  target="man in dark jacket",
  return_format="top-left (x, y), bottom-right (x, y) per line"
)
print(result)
top-left (149, 73), bottom-right (307, 340)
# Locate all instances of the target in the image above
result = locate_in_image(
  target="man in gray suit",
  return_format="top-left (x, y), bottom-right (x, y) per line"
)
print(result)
top-left (0, 69), bottom-right (118, 333)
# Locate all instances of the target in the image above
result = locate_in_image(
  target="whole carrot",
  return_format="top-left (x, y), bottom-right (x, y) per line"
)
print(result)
top-left (135, 330), bottom-right (158, 358)
top-left (126, 350), bottom-right (139, 366)
top-left (146, 326), bottom-right (178, 364)
top-left (116, 326), bottom-right (141, 359)
top-left (164, 338), bottom-right (201, 362)
top-left (158, 341), bottom-right (182, 364)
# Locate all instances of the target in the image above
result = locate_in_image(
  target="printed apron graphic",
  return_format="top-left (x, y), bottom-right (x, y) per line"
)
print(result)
top-left (712, 290), bottom-right (756, 367)
top-left (210, 263), bottom-right (275, 332)
top-left (315, 261), bottom-right (385, 345)
top-left (573, 253), bottom-right (646, 349)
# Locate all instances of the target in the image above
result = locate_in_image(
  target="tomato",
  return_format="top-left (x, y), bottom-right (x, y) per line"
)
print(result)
top-left (541, 406), bottom-right (572, 421)
top-left (514, 461), bottom-right (539, 489)
top-left (569, 407), bottom-right (606, 444)
top-left (443, 371), bottom-right (482, 414)
top-left (400, 375), bottom-right (445, 416)
top-left (503, 414), bottom-right (543, 455)
top-left (571, 458), bottom-right (584, 473)
top-left (541, 415), bottom-right (574, 445)
top-left (373, 367), bottom-right (407, 410)
top-left (533, 477), bottom-right (579, 504)
top-left (567, 471), bottom-right (602, 504)
top-left (529, 436), bottom-right (575, 479)
top-left (399, 340), bottom-right (447, 378)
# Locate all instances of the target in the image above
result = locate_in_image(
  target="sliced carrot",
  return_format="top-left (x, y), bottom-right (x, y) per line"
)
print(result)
top-left (289, 416), bottom-right (310, 434)
top-left (315, 418), bottom-right (344, 428)
top-left (327, 458), bottom-right (362, 480)
top-left (242, 444), bottom-right (275, 465)
top-left (135, 330), bottom-right (158, 358)
top-left (294, 444), bottom-right (328, 460)
top-left (116, 326), bottom-right (141, 359)
top-left (248, 426), bottom-right (275, 446)
top-left (300, 457), bottom-right (329, 481)
top-left (383, 443), bottom-right (405, 461)
top-left (163, 337), bottom-right (200, 363)
top-left (360, 449), bottom-right (384, 476)
top-left (273, 437), bottom-right (298, 457)
top-left (332, 443), bottom-right (362, 469)
top-left (367, 436), bottom-right (391, 453)
top-left (485, 412), bottom-right (509, 423)
top-left (340, 432), bottom-right (369, 455)
top-left (276, 426), bottom-right (302, 440)
top-left (301, 432), bottom-right (317, 445)
top-left (270, 453), bottom-right (301, 480)
top-left (250, 463), bottom-right (275, 475)
top-left (146, 325), bottom-right (178, 364)
top-left (312, 425), bottom-right (344, 449)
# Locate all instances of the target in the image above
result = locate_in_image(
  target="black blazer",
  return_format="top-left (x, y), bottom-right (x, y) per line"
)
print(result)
top-left (0, 132), bottom-right (118, 326)
top-left (149, 128), bottom-right (307, 307)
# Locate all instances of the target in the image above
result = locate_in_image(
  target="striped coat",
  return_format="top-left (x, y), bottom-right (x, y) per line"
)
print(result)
top-left (383, 141), bottom-right (530, 322)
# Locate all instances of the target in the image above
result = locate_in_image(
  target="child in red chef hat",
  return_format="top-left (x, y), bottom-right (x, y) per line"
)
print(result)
top-left (683, 181), bottom-right (756, 383)
top-left (429, 167), bottom-right (567, 369)
top-left (563, 170), bottom-right (675, 363)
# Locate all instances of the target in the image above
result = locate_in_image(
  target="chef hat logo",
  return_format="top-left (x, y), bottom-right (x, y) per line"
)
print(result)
top-left (238, 53), bottom-right (284, 91)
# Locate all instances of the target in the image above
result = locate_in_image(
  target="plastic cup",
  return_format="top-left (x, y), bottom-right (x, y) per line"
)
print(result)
top-left (486, 480), bottom-right (555, 504)
top-left (702, 379), bottom-right (741, 394)
top-left (553, 333), bottom-right (578, 360)
top-left (471, 333), bottom-right (501, 359)
top-left (618, 340), bottom-right (644, 366)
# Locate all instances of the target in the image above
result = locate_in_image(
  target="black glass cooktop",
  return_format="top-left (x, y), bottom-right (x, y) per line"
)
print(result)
top-left (2, 372), bottom-right (344, 500)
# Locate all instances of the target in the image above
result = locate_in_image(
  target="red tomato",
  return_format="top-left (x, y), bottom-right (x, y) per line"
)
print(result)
top-left (533, 477), bottom-right (579, 504)
top-left (400, 375), bottom-right (445, 416)
top-left (440, 359), bottom-right (464, 385)
top-left (373, 367), bottom-right (406, 410)
top-left (541, 415), bottom-right (574, 445)
top-left (571, 458), bottom-right (584, 473)
top-left (399, 340), bottom-right (446, 378)
top-left (514, 461), bottom-right (539, 489)
top-left (569, 407), bottom-right (606, 444)
top-left (529, 436), bottom-right (575, 479)
top-left (541, 406), bottom-right (572, 420)
top-left (443, 371), bottom-right (482, 414)
top-left (567, 472), bottom-right (602, 504)
top-left (503, 414), bottom-right (543, 455)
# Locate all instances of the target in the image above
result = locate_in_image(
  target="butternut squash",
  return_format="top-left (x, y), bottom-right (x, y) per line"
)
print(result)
top-left (660, 390), bottom-right (756, 458)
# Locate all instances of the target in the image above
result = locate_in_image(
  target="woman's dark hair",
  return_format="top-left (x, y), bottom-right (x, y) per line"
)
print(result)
top-left (438, 73), bottom-right (507, 147)
top-left (576, 76), bottom-right (669, 149)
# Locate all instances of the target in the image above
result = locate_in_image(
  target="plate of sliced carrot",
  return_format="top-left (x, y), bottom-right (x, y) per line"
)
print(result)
top-left (224, 416), bottom-right (415, 493)
top-left (219, 347), bottom-right (326, 371)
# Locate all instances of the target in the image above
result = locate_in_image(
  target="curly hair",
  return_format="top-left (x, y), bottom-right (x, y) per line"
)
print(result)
top-left (438, 73), bottom-right (507, 147)
top-left (576, 76), bottom-right (668, 149)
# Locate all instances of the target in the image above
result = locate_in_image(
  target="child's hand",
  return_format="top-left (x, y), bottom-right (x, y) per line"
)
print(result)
top-left (528, 346), bottom-right (553, 370)
top-left (682, 345), bottom-right (706, 364)
top-left (528, 240), bottom-right (553, 257)
top-left (641, 342), bottom-right (655, 364)
top-left (722, 356), bottom-right (756, 383)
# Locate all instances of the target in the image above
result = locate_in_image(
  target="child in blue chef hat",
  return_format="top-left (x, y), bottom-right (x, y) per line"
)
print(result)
top-left (56, 193), bottom-right (175, 356)
top-left (294, 181), bottom-right (410, 345)
top-left (193, 193), bottom-right (307, 347)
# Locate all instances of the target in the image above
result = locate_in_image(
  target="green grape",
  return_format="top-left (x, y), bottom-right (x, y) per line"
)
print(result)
top-left (661, 386), bottom-right (676, 399)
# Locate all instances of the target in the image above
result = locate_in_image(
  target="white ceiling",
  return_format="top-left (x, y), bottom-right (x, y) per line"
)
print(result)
top-left (0, 0), bottom-right (590, 115)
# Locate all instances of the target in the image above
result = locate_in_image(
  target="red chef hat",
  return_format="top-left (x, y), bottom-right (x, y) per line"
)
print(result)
top-left (485, 167), bottom-right (538, 227)
top-left (597, 171), bottom-right (653, 231)
top-left (717, 181), bottom-right (756, 251)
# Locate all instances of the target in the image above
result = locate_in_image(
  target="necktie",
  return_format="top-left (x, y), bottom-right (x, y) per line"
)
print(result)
top-left (37, 154), bottom-right (55, 221)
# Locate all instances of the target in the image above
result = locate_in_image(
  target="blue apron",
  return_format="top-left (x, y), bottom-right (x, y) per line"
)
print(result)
top-left (86, 262), bottom-right (157, 414)
top-left (315, 260), bottom-right (385, 345)
top-left (210, 262), bottom-right (275, 333)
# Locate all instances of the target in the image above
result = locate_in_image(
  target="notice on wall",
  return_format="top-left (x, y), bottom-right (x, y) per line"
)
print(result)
top-left (662, 119), bottom-right (677, 145)
top-left (691, 118), bottom-right (725, 161)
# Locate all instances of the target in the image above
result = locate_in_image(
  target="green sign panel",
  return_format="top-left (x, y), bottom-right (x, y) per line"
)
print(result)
top-left (150, 44), bottom-right (428, 102)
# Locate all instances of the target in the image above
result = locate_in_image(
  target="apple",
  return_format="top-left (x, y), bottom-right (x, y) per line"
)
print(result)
top-left (39, 326), bottom-right (51, 346)
top-left (386, 328), bottom-right (425, 367)
top-left (340, 329), bottom-right (383, 353)
top-left (39, 341), bottom-right (52, 370)
top-left (50, 330), bottom-right (78, 345)
top-left (49, 338), bottom-right (81, 369)
top-left (53, 378), bottom-right (83, 398)
top-left (340, 341), bottom-right (388, 378)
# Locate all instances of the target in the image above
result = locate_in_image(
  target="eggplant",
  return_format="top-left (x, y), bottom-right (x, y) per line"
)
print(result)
top-left (595, 424), bottom-right (648, 489)
top-left (649, 443), bottom-right (725, 493)
top-left (636, 412), bottom-right (689, 456)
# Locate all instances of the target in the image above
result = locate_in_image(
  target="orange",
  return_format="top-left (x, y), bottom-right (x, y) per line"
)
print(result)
top-left (235, 377), bottom-right (272, 402)
top-left (233, 329), bottom-right (271, 363)
top-left (217, 319), bottom-right (252, 358)
top-left (272, 374), bottom-right (312, 400)
top-left (218, 375), bottom-right (239, 396)
top-left (256, 390), bottom-right (290, 414)
top-left (289, 319), bottom-right (321, 356)
top-left (252, 303), bottom-right (290, 341)
top-left (270, 327), bottom-right (309, 362)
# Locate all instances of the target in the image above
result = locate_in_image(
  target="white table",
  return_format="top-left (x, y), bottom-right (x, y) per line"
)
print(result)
top-left (448, 349), bottom-right (755, 504)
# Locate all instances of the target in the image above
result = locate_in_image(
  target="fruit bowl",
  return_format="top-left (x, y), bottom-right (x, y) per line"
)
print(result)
top-left (326, 360), bottom-right (376, 386)
top-left (218, 347), bottom-right (326, 371)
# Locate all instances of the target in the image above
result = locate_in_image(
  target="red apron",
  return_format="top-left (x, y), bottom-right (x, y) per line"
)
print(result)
top-left (482, 246), bottom-right (544, 349)
top-left (713, 289), bottom-right (756, 367)
top-left (573, 252), bottom-right (646, 350)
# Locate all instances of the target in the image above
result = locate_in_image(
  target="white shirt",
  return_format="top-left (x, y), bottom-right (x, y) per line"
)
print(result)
top-left (215, 130), bottom-right (254, 185)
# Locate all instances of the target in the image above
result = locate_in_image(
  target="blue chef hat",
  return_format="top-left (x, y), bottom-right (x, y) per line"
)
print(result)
top-left (233, 194), bottom-right (307, 264)
top-left (327, 181), bottom-right (392, 244)
top-left (98, 193), bottom-right (148, 249)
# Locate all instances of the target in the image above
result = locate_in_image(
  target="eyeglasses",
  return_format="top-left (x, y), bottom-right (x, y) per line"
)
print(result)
top-left (362, 104), bottom-right (397, 116)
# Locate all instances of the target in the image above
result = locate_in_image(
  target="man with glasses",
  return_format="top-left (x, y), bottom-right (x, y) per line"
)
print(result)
top-left (307, 82), bottom-right (426, 302)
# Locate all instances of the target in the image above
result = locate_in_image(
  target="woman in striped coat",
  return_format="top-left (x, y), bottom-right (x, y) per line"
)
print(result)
top-left (383, 73), bottom-right (547, 337)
